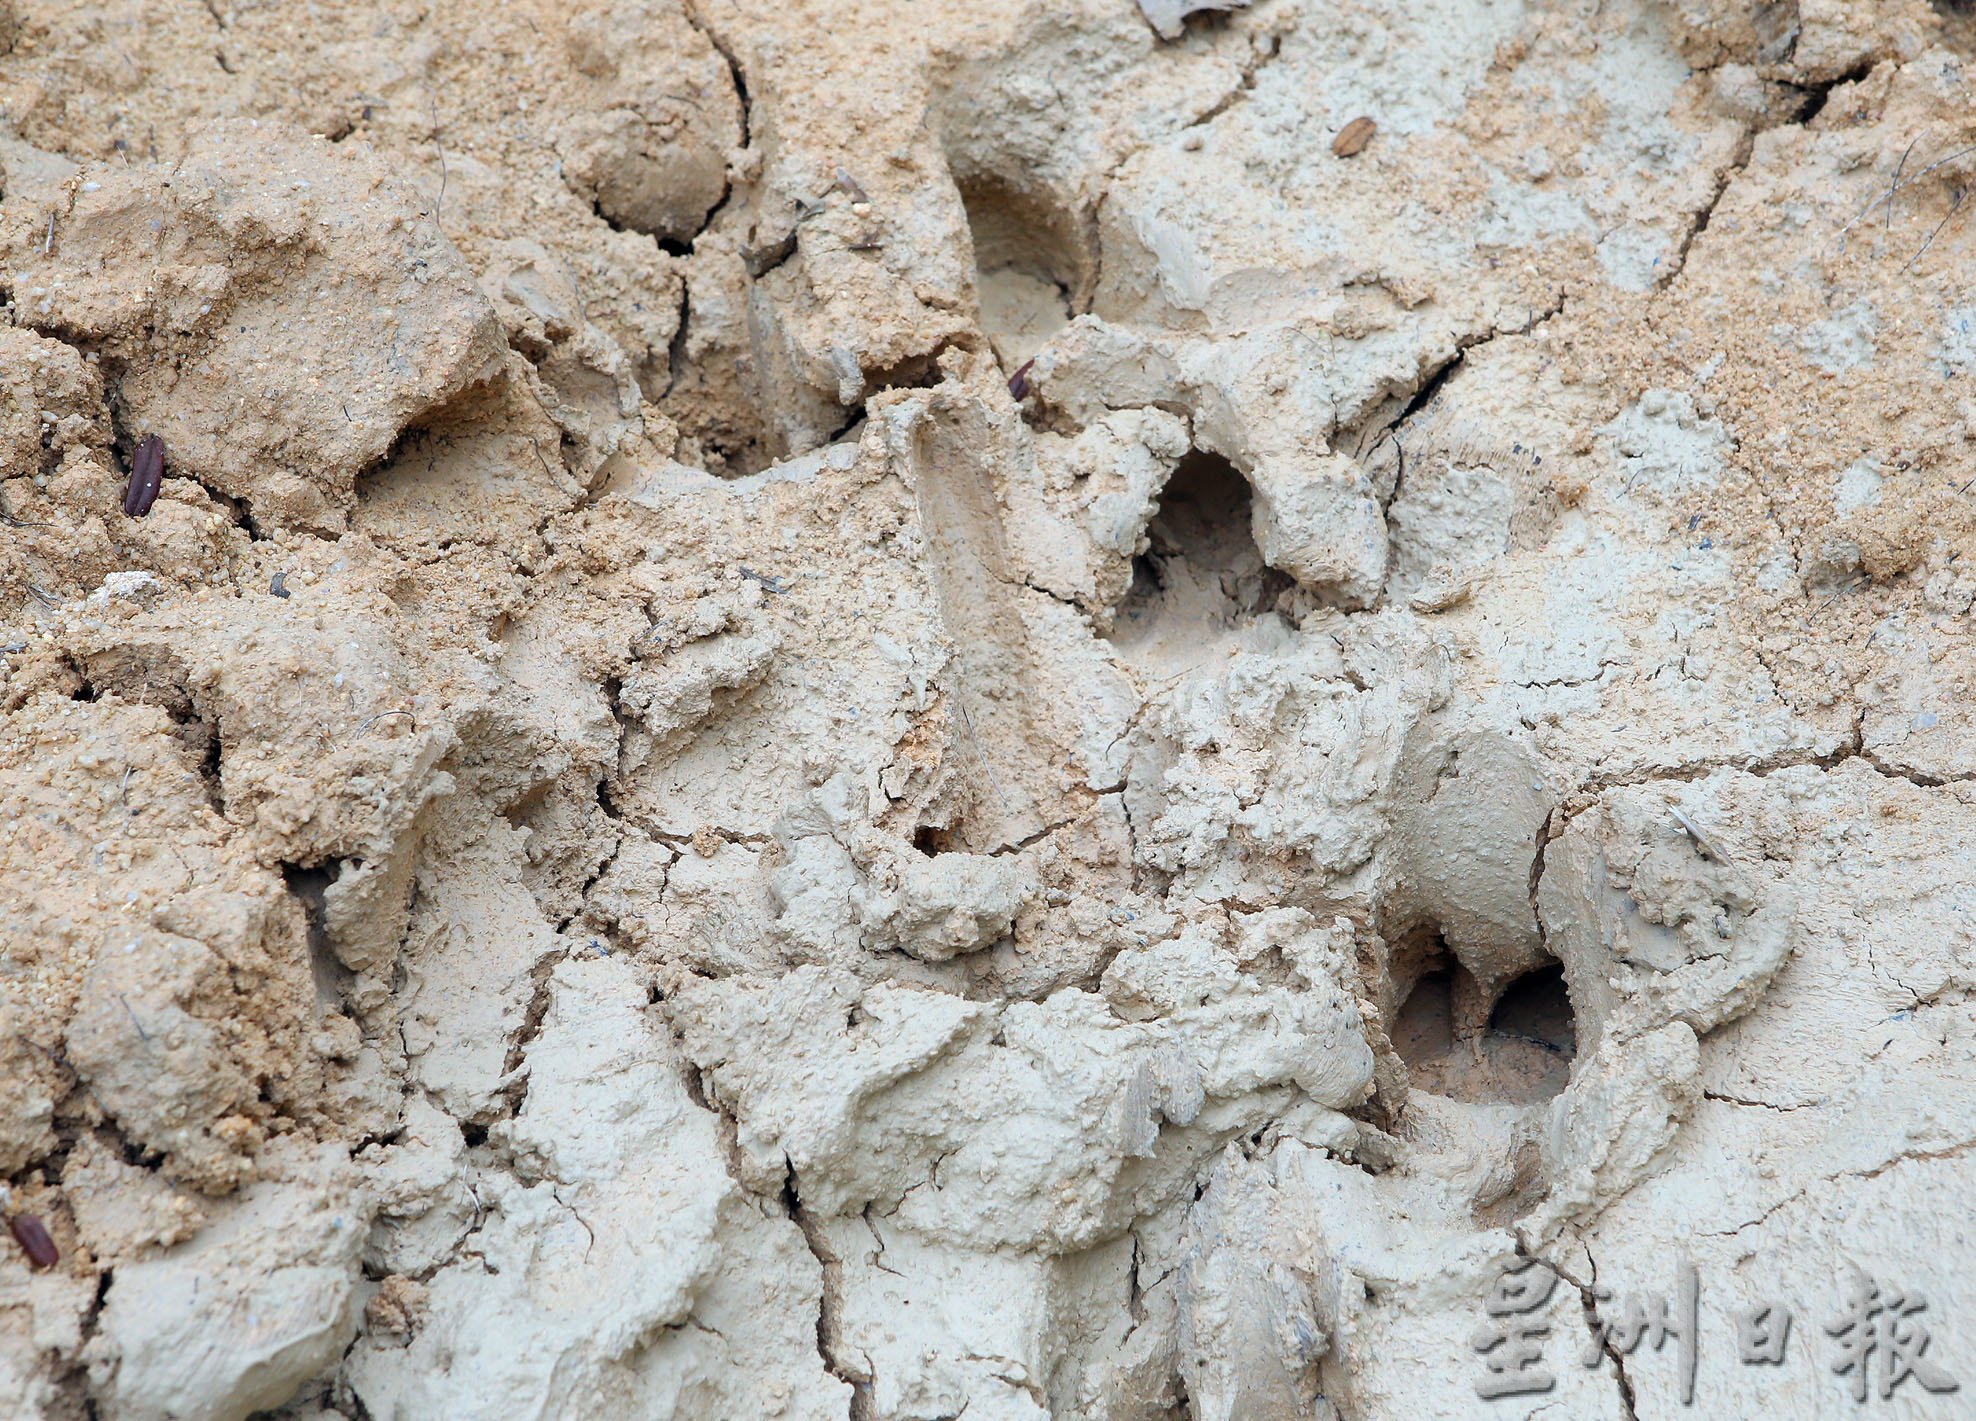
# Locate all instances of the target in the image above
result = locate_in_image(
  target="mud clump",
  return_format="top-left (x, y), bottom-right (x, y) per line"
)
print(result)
top-left (7, 121), bottom-right (506, 532)
top-left (3, 1), bottom-right (1975, 1418)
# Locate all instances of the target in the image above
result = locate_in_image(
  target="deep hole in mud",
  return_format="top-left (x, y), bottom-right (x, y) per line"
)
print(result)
top-left (283, 861), bottom-right (352, 1014)
top-left (957, 175), bottom-right (1084, 372)
top-left (1488, 963), bottom-right (1576, 1059)
top-left (1107, 449), bottom-right (1292, 664)
top-left (1393, 954), bottom-right (1575, 1106)
top-left (195, 723), bottom-right (226, 815)
top-left (913, 824), bottom-right (955, 856)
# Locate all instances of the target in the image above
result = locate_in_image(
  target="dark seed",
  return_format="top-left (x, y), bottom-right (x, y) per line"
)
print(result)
top-left (123, 434), bottom-right (165, 518)
top-left (1008, 358), bottom-right (1036, 402)
top-left (271, 571), bottom-right (291, 598)
top-left (1332, 116), bottom-right (1377, 158)
top-left (9, 1213), bottom-right (57, 1270)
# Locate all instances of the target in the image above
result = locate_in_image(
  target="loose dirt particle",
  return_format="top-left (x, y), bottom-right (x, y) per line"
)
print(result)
top-left (1332, 116), bottom-right (1377, 157)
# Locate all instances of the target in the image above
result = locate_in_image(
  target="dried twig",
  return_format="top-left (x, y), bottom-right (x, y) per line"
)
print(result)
top-left (1903, 187), bottom-right (1967, 272)
top-left (1887, 135), bottom-right (1919, 233)
top-left (354, 708), bottom-right (417, 736)
top-left (428, 94), bottom-right (449, 221)
top-left (1809, 576), bottom-right (1865, 620)
top-left (1832, 142), bottom-right (1976, 248)
top-left (0, 486), bottom-right (43, 528)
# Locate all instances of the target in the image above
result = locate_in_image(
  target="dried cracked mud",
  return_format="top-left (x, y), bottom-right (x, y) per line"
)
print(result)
top-left (3, 0), bottom-right (1976, 1417)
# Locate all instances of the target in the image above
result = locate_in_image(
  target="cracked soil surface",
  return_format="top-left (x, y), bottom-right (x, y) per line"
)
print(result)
top-left (3, 0), bottom-right (1976, 1417)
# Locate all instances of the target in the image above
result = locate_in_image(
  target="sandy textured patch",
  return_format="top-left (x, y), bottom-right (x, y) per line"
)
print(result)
top-left (2, 1), bottom-right (1974, 1417)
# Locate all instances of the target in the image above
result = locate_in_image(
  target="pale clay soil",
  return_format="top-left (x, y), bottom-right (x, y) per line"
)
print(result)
top-left (1, 0), bottom-right (1975, 1417)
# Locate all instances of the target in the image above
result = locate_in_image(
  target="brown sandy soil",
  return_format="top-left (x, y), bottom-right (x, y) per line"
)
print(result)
top-left (2, 1), bottom-right (1975, 1417)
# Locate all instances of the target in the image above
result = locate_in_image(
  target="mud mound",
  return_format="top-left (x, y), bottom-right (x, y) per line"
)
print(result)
top-left (3, 2), bottom-right (1974, 1418)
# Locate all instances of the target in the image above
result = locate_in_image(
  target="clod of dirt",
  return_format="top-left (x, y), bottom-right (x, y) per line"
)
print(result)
top-left (4, 121), bottom-right (505, 532)
top-left (4, 1), bottom-right (1976, 1418)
